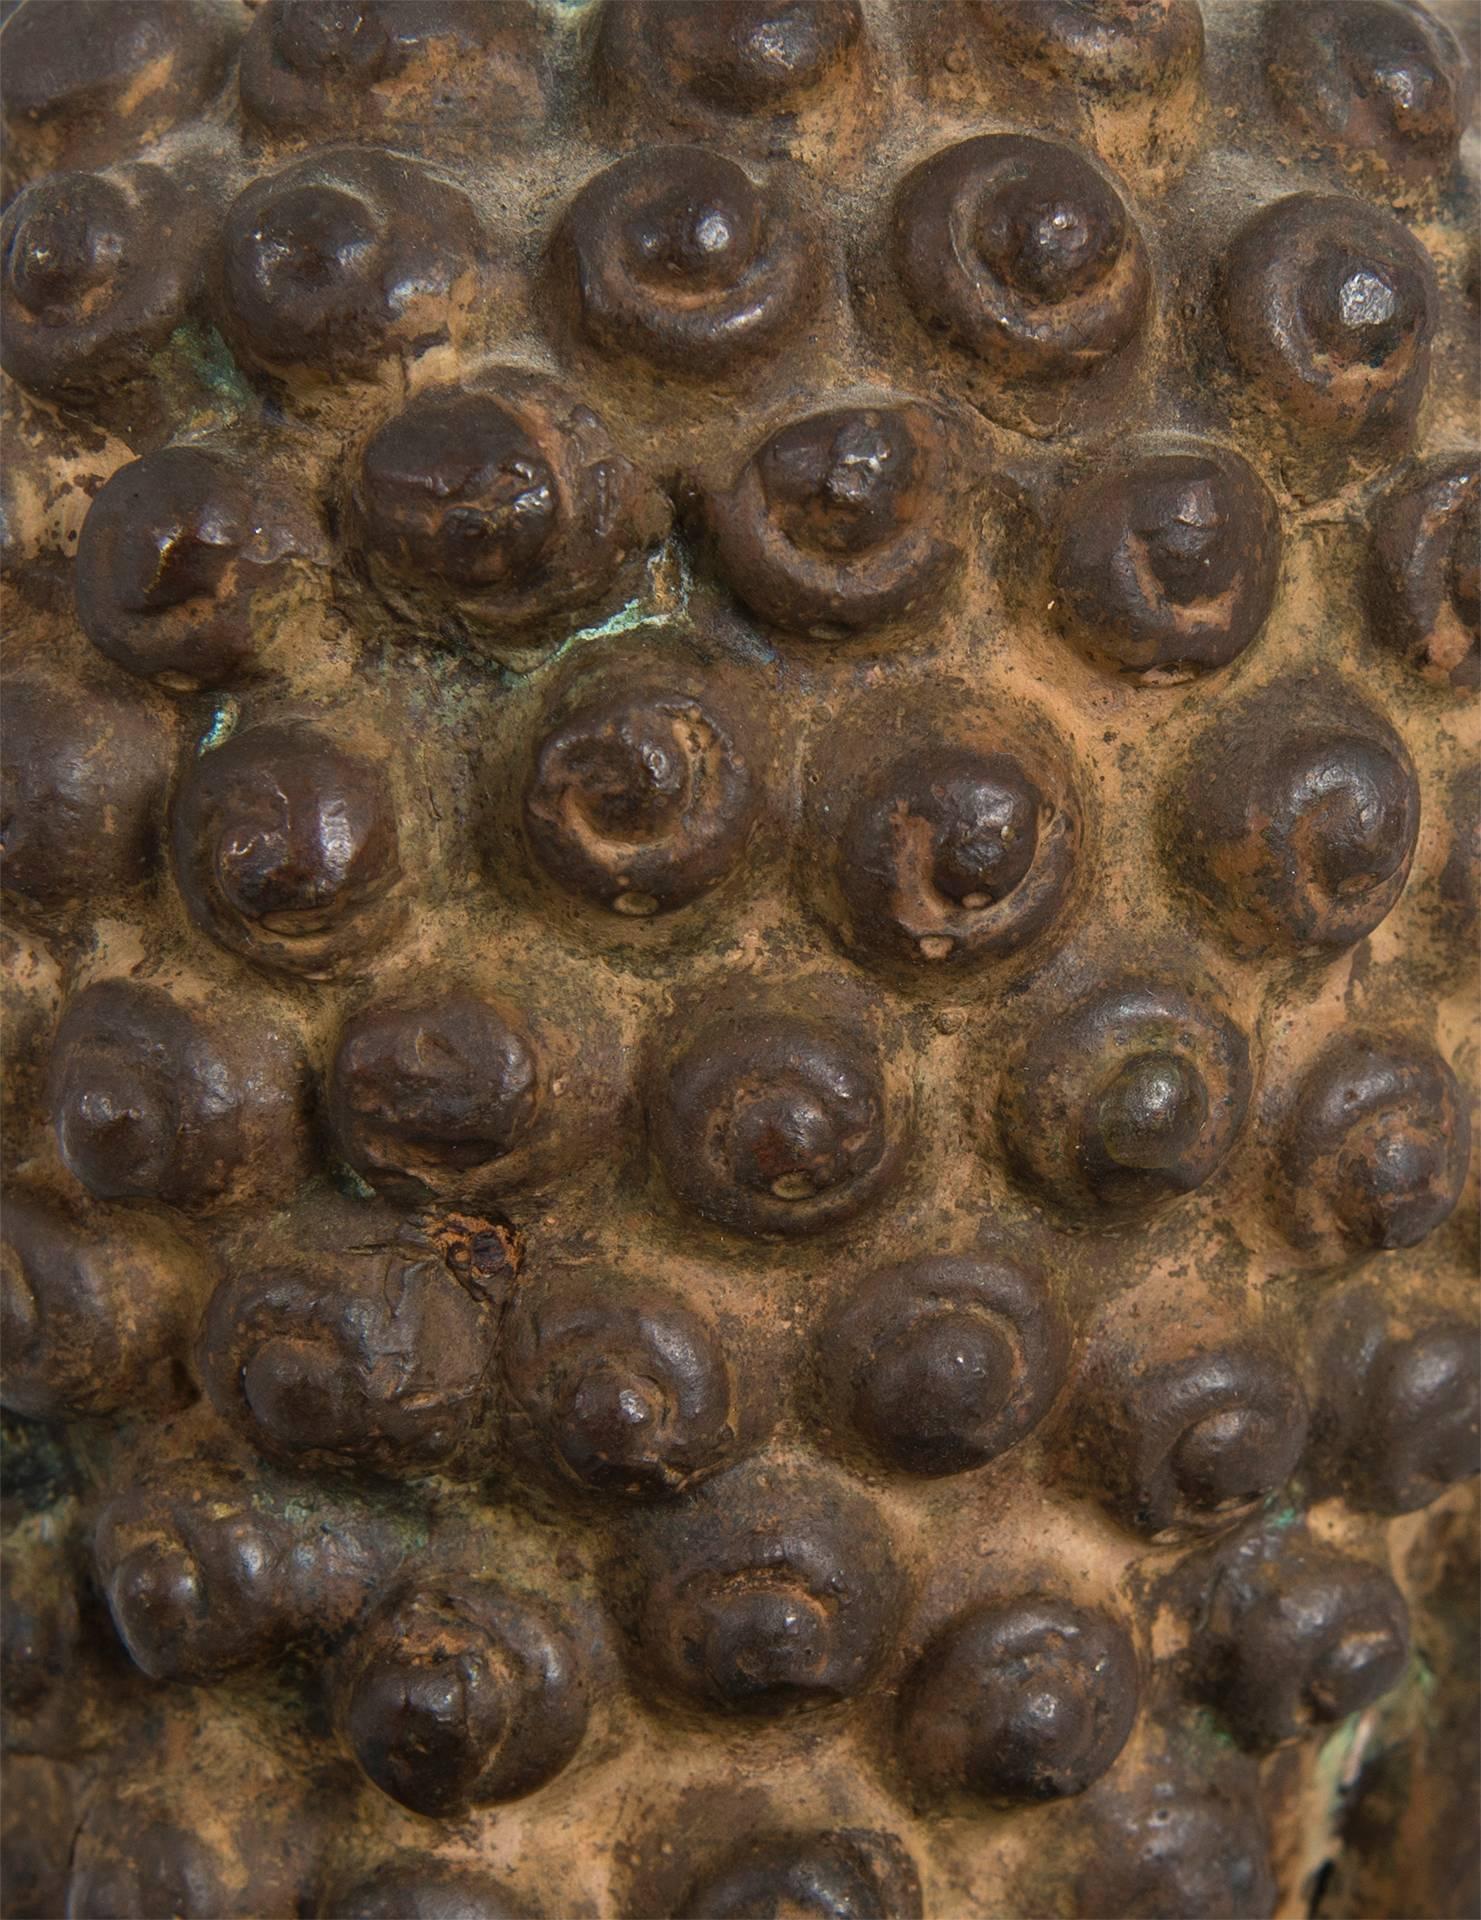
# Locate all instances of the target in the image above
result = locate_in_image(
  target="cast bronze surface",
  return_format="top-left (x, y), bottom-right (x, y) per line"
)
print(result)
top-left (0, 2), bottom-right (1477, 1917)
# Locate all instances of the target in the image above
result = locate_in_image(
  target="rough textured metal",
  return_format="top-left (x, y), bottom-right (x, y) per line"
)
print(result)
top-left (0, 2), bottom-right (1477, 1917)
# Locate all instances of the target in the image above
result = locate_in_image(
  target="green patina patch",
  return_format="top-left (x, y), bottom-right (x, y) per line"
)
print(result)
top-left (172, 323), bottom-right (255, 413)
top-left (1188, 1704), bottom-right (1241, 1753)
top-left (1263, 1496), bottom-right (1305, 1533)
top-left (198, 696), bottom-right (240, 755)
top-left (329, 1161), bottom-right (379, 1202)
top-left (534, 537), bottom-right (698, 678)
